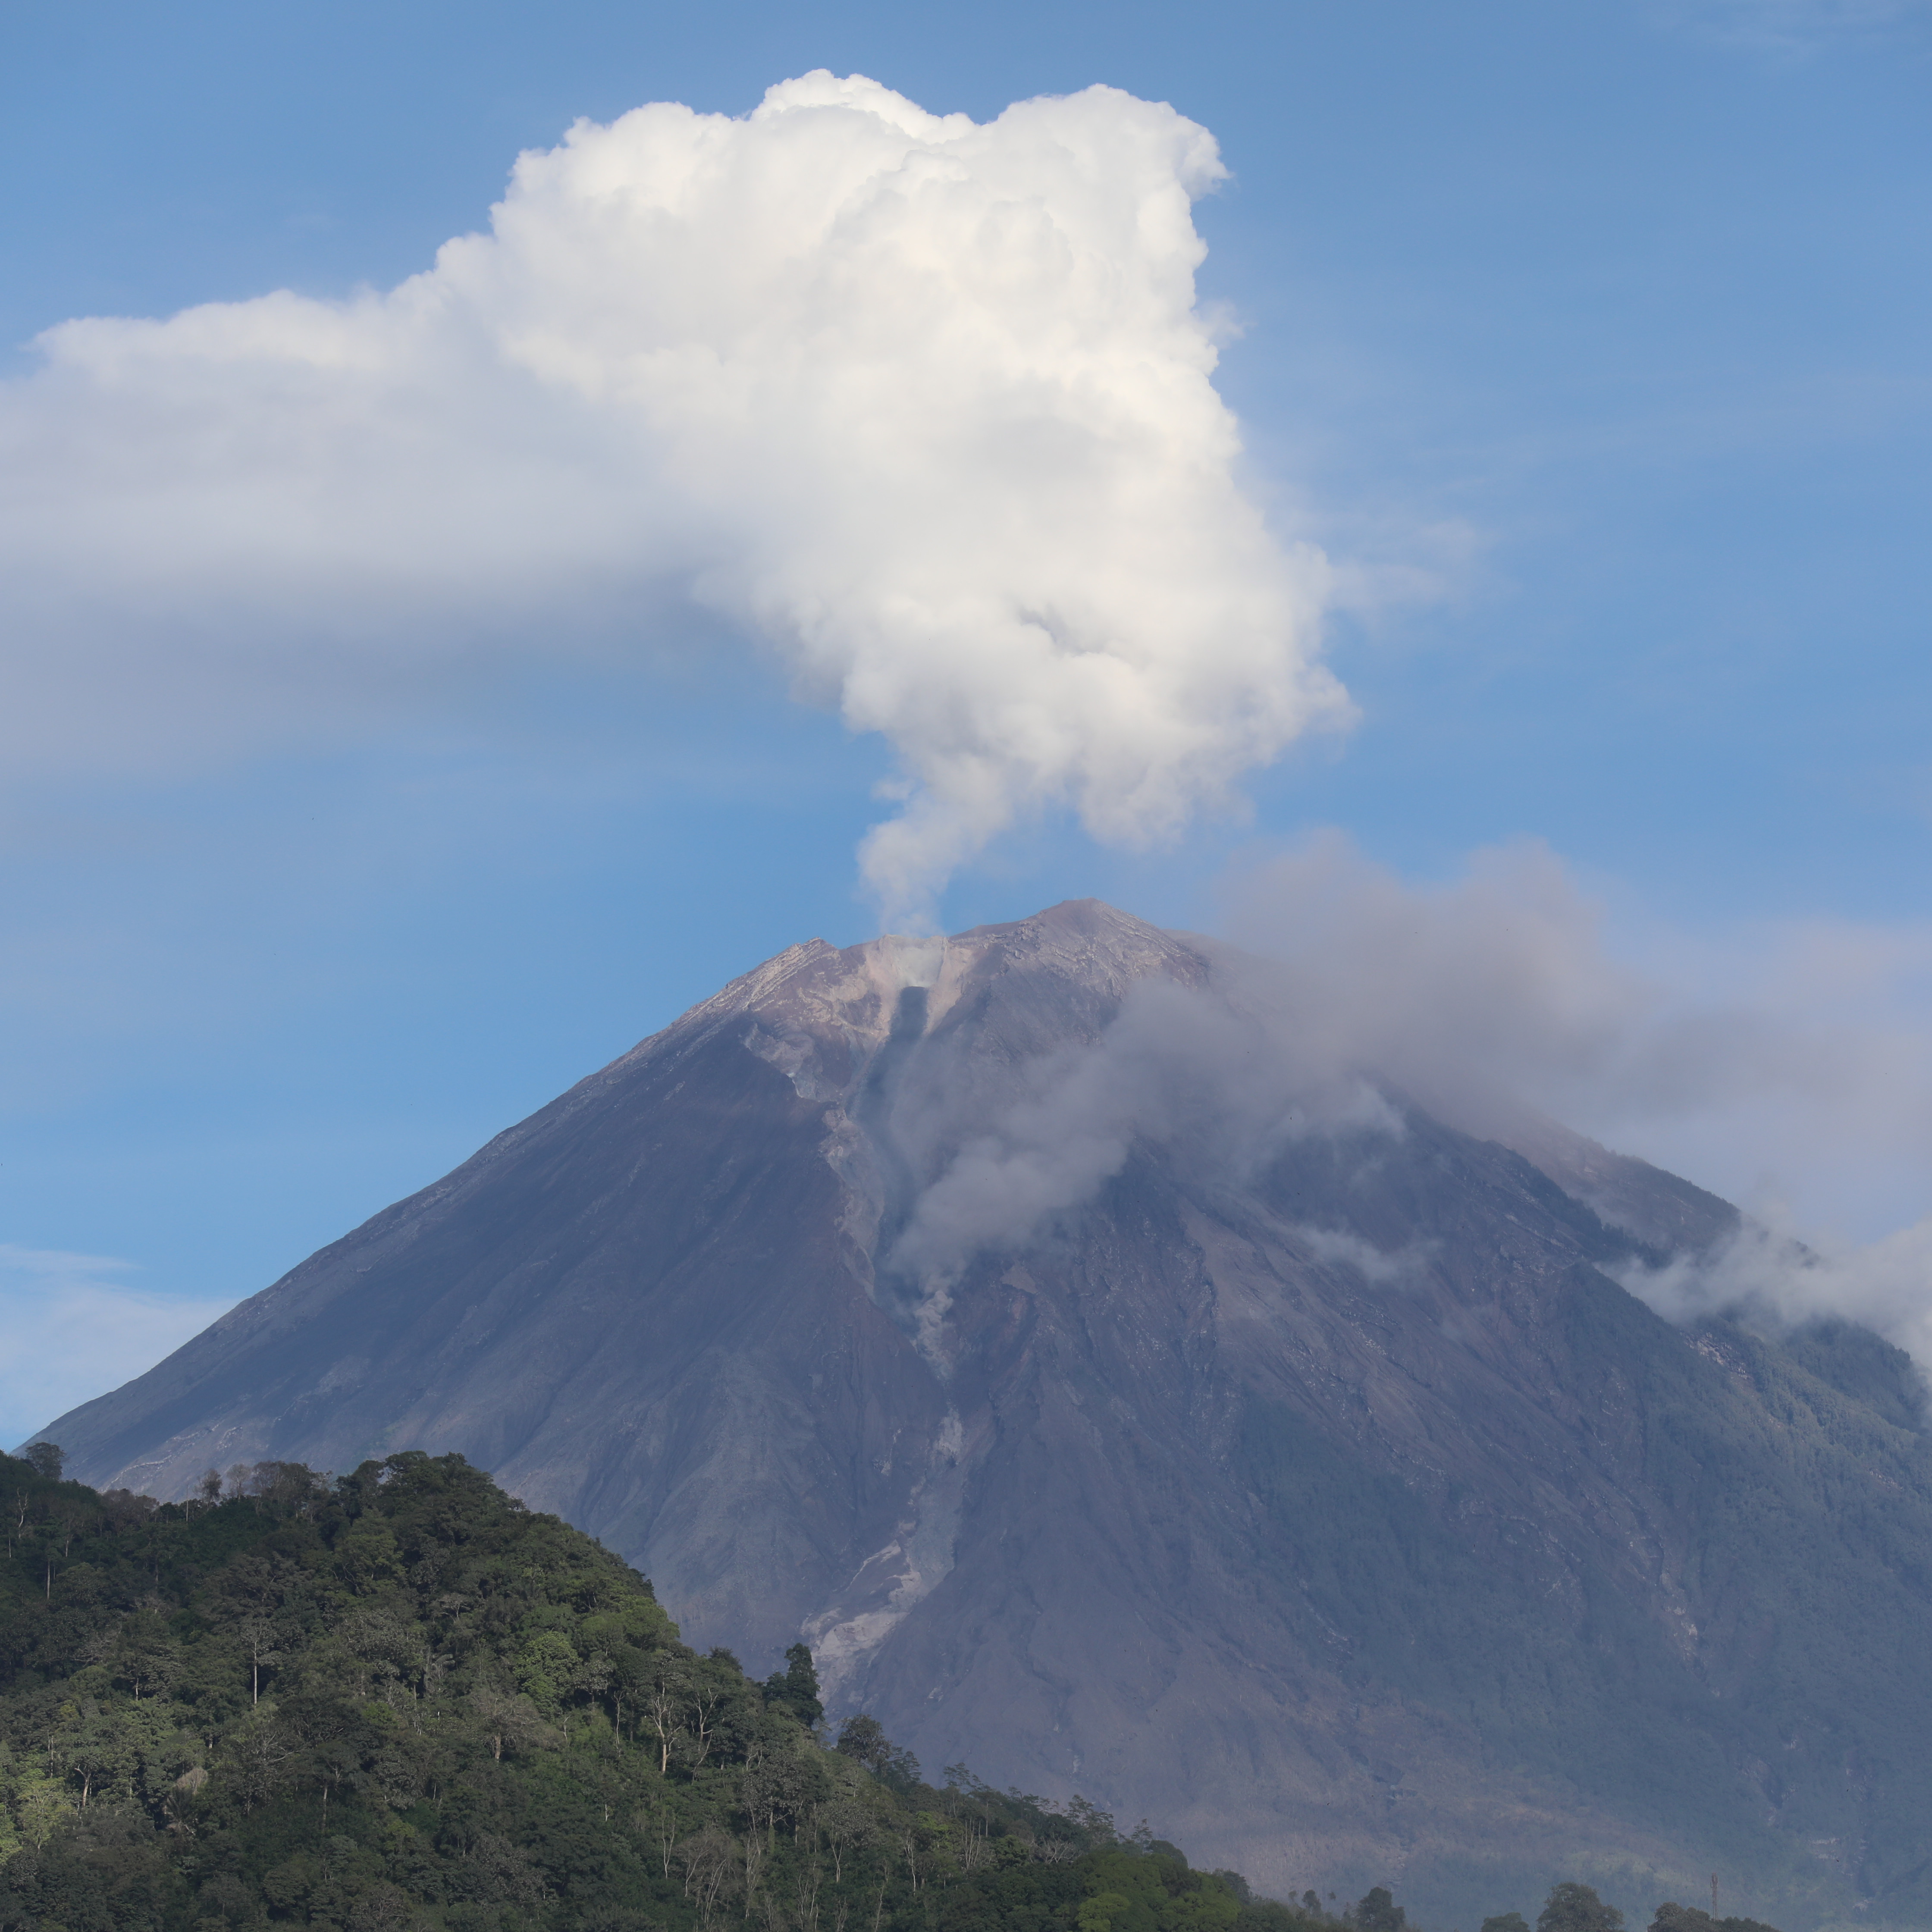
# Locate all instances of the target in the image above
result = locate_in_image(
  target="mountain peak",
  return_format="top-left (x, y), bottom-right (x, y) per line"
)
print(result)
top-left (650, 900), bottom-right (1208, 1104)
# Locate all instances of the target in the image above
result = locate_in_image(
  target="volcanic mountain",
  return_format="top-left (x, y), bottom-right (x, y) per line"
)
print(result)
top-left (38, 901), bottom-right (1932, 1928)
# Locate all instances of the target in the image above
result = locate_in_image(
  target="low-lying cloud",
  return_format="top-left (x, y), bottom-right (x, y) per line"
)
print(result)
top-left (1219, 835), bottom-right (1932, 1227)
top-left (0, 72), bottom-right (1343, 926)
top-left (1616, 1220), bottom-right (1932, 1377)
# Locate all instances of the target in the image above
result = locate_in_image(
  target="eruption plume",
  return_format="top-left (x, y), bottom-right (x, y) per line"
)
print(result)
top-left (0, 72), bottom-right (1346, 925)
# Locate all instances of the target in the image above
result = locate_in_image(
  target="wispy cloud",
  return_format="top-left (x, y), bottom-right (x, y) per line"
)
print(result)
top-left (0, 1245), bottom-right (234, 1454)
top-left (1653, 0), bottom-right (1930, 52)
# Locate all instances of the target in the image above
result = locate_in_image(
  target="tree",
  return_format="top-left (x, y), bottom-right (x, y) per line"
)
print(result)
top-left (834, 1712), bottom-right (921, 1791)
top-left (15, 1774), bottom-right (75, 1847)
top-left (764, 1640), bottom-right (824, 1727)
top-left (49, 1700), bottom-right (134, 1809)
top-left (236, 1614), bottom-right (282, 1706)
top-left (50, 1497), bottom-right (88, 1556)
top-left (1354, 1886), bottom-right (1407, 1931)
top-left (111, 1609), bottom-right (179, 1702)
top-left (23, 1442), bottom-right (62, 1481)
top-left (1539, 1883), bottom-right (1625, 1932)
top-left (468, 1685), bottom-right (563, 1762)
top-left (1649, 1908), bottom-right (1783, 1932)
top-left (819, 1791), bottom-right (880, 1882)
top-left (643, 1655), bottom-right (690, 1775)
top-left (742, 1731), bottom-right (819, 1845)
top-left (678, 1822), bottom-right (738, 1929)
top-left (242, 1460), bottom-right (326, 1512)
top-left (0, 1447), bottom-right (1273, 1932)
top-left (835, 1713), bottom-right (889, 1768)
top-left (682, 1655), bottom-right (740, 1769)
top-left (1078, 1890), bottom-right (1135, 1932)
top-left (1482, 1917), bottom-right (1531, 1932)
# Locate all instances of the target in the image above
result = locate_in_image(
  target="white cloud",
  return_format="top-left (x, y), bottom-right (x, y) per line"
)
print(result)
top-left (0, 1245), bottom-right (235, 1454)
top-left (0, 72), bottom-right (1344, 927)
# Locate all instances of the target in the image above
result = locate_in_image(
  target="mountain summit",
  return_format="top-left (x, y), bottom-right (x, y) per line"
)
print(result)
top-left (38, 901), bottom-right (1932, 1927)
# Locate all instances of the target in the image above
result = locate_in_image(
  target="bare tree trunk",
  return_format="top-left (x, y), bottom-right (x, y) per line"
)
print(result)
top-left (794, 1854), bottom-right (822, 1932)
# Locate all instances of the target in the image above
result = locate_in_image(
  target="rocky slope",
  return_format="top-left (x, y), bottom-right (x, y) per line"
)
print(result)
top-left (35, 901), bottom-right (1932, 1929)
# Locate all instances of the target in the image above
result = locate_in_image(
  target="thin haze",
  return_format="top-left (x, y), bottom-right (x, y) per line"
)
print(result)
top-left (0, 72), bottom-right (1343, 929)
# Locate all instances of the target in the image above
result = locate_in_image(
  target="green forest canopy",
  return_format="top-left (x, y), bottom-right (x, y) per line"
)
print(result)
top-left (0, 1446), bottom-right (1778, 1932)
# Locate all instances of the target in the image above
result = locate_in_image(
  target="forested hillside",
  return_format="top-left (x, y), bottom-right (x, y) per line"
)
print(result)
top-left (0, 1447), bottom-right (1764, 1932)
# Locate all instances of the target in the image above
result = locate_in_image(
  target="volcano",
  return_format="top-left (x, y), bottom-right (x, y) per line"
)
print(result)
top-left (39, 901), bottom-right (1932, 1927)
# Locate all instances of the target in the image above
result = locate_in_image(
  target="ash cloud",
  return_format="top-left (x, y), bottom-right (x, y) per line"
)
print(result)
top-left (1222, 834), bottom-right (1932, 1369)
top-left (885, 975), bottom-right (1395, 1285)
top-left (0, 72), bottom-right (1344, 927)
top-left (1218, 834), bottom-right (1932, 1225)
top-left (880, 840), bottom-right (1932, 1374)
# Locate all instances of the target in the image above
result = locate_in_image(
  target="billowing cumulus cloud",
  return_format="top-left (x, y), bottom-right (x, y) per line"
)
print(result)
top-left (0, 72), bottom-right (1344, 926)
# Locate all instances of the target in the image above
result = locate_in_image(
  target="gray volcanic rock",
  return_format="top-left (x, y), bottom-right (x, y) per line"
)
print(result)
top-left (38, 902), bottom-right (1932, 1929)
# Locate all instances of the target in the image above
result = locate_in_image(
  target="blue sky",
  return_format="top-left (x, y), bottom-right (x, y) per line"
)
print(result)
top-left (3, 0), bottom-right (1929, 1442)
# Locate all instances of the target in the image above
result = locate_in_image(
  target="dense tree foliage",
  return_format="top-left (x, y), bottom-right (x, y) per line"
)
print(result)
top-left (1537, 1885), bottom-right (1622, 1932)
top-left (1647, 1907), bottom-right (1781, 1932)
top-left (0, 1451), bottom-right (1357, 1932)
top-left (0, 1451), bottom-right (1788, 1932)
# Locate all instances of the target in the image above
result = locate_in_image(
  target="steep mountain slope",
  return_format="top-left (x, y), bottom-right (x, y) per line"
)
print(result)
top-left (36, 902), bottom-right (1932, 1929)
